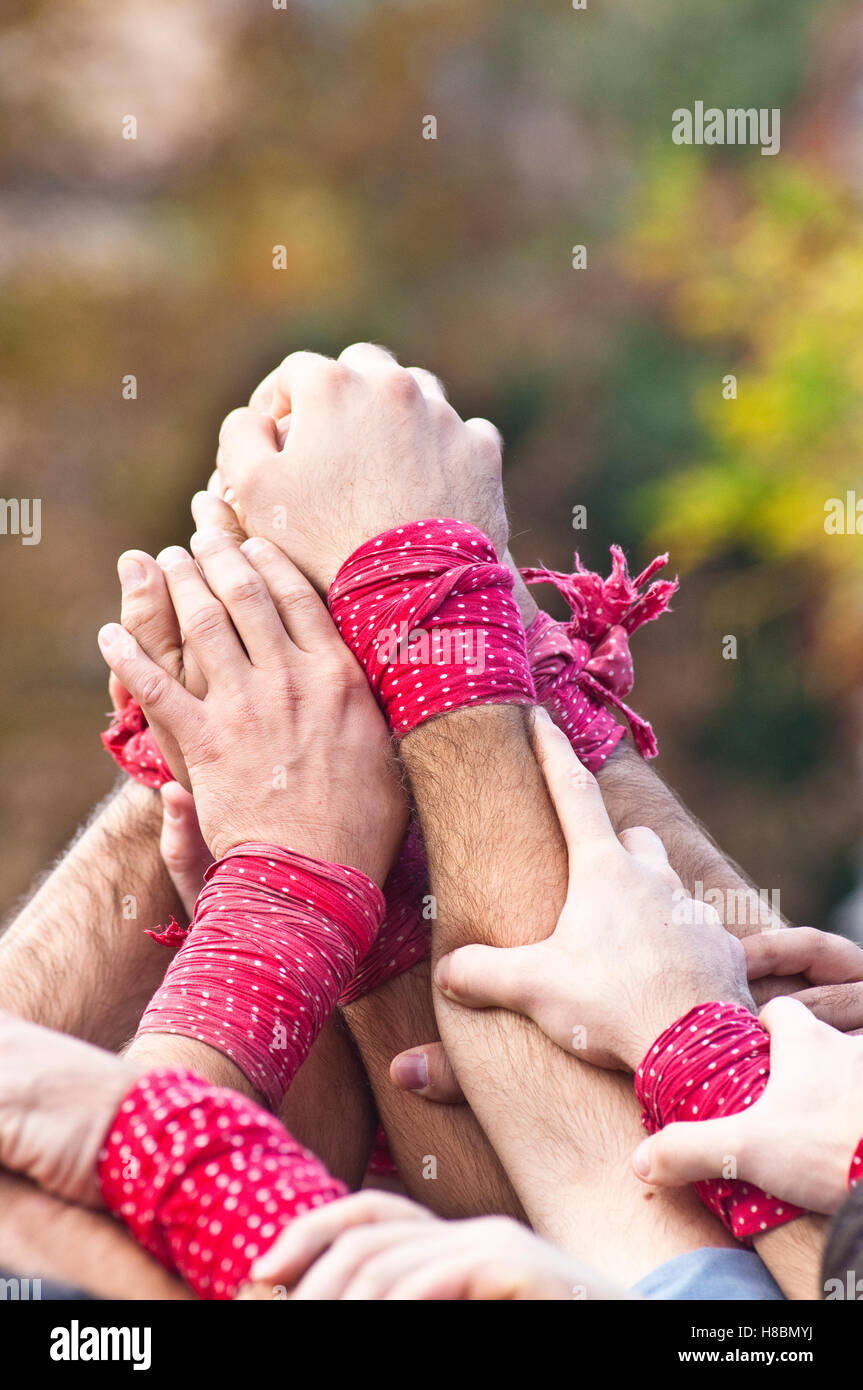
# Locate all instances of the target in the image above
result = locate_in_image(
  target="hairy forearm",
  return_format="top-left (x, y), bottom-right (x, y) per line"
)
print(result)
top-left (400, 705), bottom-right (727, 1278)
top-left (0, 779), bottom-right (181, 1049)
top-left (595, 745), bottom-right (824, 1291)
top-left (342, 963), bottom-right (524, 1219)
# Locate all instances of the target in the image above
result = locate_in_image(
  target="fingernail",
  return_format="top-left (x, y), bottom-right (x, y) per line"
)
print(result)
top-left (241, 537), bottom-right (269, 558)
top-left (156, 546), bottom-right (188, 569)
top-left (633, 1141), bottom-right (652, 1178)
top-left (392, 1052), bottom-right (429, 1092)
top-left (98, 623), bottom-right (121, 651)
top-left (117, 555), bottom-right (146, 592)
top-left (434, 957), bottom-right (451, 994)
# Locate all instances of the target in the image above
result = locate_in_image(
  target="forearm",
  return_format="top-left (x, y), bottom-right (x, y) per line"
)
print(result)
top-left (400, 705), bottom-right (727, 1276)
top-left (342, 963), bottom-right (524, 1219)
top-left (0, 779), bottom-right (181, 1048)
top-left (754, 1218), bottom-right (827, 1301)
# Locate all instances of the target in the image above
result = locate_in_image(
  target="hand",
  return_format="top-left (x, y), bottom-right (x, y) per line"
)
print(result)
top-left (433, 710), bottom-right (753, 1071)
top-left (0, 1012), bottom-right (142, 1208)
top-left (744, 927), bottom-right (863, 1033)
top-left (215, 344), bottom-right (509, 593)
top-left (632, 995), bottom-right (863, 1215)
top-left (98, 529), bottom-right (407, 883)
top-left (244, 1190), bottom-right (629, 1300)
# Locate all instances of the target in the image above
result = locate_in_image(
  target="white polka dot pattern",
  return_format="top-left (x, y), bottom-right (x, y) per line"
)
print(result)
top-left (137, 844), bottom-right (385, 1109)
top-left (99, 1067), bottom-right (344, 1299)
top-left (328, 519), bottom-right (536, 736)
top-left (522, 546), bottom-right (678, 770)
top-left (635, 1002), bottom-right (806, 1242)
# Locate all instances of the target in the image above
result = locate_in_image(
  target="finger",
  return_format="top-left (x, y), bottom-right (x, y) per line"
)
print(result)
top-left (758, 991), bottom-right (819, 1041)
top-left (618, 826), bottom-right (671, 867)
top-left (744, 926), bottom-right (863, 985)
top-left (291, 1221), bottom-right (429, 1301)
top-left (790, 982), bottom-right (863, 1033)
top-left (465, 417), bottom-right (503, 456)
top-left (435, 940), bottom-right (550, 1019)
top-left (217, 407), bottom-right (281, 494)
top-left (632, 1115), bottom-right (745, 1188)
top-left (384, 1251), bottom-right (525, 1302)
top-left (337, 342), bottom-right (402, 378)
top-left (189, 528), bottom-right (291, 666)
top-left (117, 551), bottom-right (183, 680)
top-left (97, 624), bottom-right (198, 736)
top-left (239, 537), bottom-right (341, 654)
top-left (341, 1229), bottom-right (477, 1301)
top-left (531, 708), bottom-right (616, 857)
top-left (249, 1190), bottom-right (429, 1285)
top-left (159, 784), bottom-right (212, 918)
top-left (206, 469), bottom-right (225, 498)
top-left (108, 672), bottom-right (131, 712)
top-left (389, 1043), bottom-right (466, 1104)
top-left (268, 350), bottom-right (346, 421)
top-left (155, 546), bottom-right (245, 679)
top-left (191, 490), bottom-right (247, 545)
top-left (248, 366), bottom-right (280, 413)
top-left (407, 367), bottom-right (447, 400)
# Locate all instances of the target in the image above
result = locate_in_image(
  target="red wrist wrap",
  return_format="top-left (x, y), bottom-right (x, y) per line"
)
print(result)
top-left (635, 1002), bottom-right (806, 1243)
top-left (522, 547), bottom-right (677, 772)
top-left (135, 845), bottom-right (384, 1109)
top-left (99, 1068), bottom-right (344, 1299)
top-left (850, 1138), bottom-right (863, 1190)
top-left (103, 543), bottom-right (672, 1011)
top-left (327, 519), bottom-right (536, 736)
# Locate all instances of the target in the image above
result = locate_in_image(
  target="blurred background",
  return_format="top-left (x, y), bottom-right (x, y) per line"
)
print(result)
top-left (1, 0), bottom-right (862, 934)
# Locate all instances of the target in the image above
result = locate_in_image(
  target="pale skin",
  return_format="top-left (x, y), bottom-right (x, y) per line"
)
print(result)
top-left (0, 342), bottom-right (853, 1294)
top-left (96, 535), bottom-right (407, 1109)
top-left (247, 1190), bottom-right (635, 1301)
top-left (213, 344), bottom-right (830, 1296)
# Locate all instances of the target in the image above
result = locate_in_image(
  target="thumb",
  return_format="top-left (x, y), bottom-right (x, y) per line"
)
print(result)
top-left (633, 1115), bottom-right (746, 1188)
top-left (435, 941), bottom-right (549, 1020)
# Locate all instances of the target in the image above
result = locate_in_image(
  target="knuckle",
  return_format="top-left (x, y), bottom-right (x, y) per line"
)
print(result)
top-left (184, 604), bottom-right (225, 642)
top-left (277, 583), bottom-right (318, 617)
top-left (561, 761), bottom-right (599, 795)
top-left (319, 360), bottom-right (354, 393)
top-left (138, 670), bottom-right (170, 710)
top-left (225, 574), bottom-right (265, 607)
top-left (218, 407), bottom-right (249, 444)
top-left (382, 367), bottom-right (421, 404)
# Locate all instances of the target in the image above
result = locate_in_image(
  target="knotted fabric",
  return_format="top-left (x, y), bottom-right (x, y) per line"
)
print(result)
top-left (102, 537), bottom-right (673, 1005)
top-left (99, 1068), bottom-right (344, 1299)
top-left (327, 519), bottom-right (536, 736)
top-left (135, 845), bottom-right (384, 1109)
top-left (522, 547), bottom-right (677, 772)
top-left (101, 698), bottom-right (173, 787)
top-left (635, 1002), bottom-right (805, 1243)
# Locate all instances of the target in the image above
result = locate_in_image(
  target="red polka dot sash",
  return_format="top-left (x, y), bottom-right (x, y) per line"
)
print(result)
top-left (522, 547), bottom-right (677, 773)
top-left (136, 845), bottom-right (385, 1108)
top-left (636, 1003), bottom-right (806, 1242)
top-left (327, 519), bottom-right (536, 736)
top-left (99, 1068), bottom-right (344, 1299)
